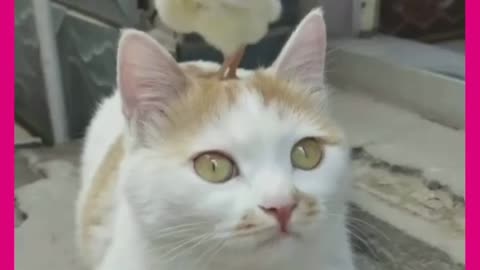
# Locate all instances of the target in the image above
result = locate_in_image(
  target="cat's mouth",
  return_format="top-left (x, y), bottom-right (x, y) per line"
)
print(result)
top-left (256, 230), bottom-right (301, 248)
top-left (228, 223), bottom-right (302, 245)
top-left (229, 224), bottom-right (277, 238)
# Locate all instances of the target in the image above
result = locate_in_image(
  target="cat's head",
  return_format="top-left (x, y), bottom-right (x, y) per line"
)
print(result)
top-left (117, 8), bottom-right (351, 265)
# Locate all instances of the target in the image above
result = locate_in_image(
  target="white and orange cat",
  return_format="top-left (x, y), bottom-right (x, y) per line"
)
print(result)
top-left (76, 8), bottom-right (355, 270)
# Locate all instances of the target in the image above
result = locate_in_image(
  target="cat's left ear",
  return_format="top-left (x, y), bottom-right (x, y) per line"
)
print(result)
top-left (270, 8), bottom-right (326, 90)
top-left (117, 29), bottom-right (186, 122)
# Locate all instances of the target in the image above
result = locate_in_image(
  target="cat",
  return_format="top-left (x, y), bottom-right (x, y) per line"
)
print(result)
top-left (75, 8), bottom-right (355, 270)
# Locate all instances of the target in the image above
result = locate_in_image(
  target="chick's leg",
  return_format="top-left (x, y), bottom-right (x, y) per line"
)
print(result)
top-left (218, 46), bottom-right (246, 79)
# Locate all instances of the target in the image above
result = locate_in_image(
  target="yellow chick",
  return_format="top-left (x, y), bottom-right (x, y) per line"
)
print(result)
top-left (154, 0), bottom-right (282, 78)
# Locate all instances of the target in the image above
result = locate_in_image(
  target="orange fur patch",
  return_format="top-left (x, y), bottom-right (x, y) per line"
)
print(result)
top-left (81, 136), bottom-right (124, 252)
top-left (160, 68), bottom-right (341, 151)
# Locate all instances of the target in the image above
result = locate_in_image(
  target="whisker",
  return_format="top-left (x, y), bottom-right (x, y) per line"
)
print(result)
top-left (151, 227), bottom-right (206, 242)
top-left (345, 227), bottom-right (380, 261)
top-left (160, 233), bottom-right (211, 262)
top-left (319, 207), bottom-right (392, 243)
top-left (346, 216), bottom-right (392, 243)
top-left (153, 221), bottom-right (211, 233)
top-left (347, 222), bottom-right (372, 242)
top-left (218, 224), bottom-right (274, 239)
top-left (205, 239), bottom-right (227, 268)
top-left (163, 233), bottom-right (214, 264)
top-left (195, 238), bottom-right (225, 269)
top-left (149, 222), bottom-right (212, 240)
top-left (322, 210), bottom-right (407, 269)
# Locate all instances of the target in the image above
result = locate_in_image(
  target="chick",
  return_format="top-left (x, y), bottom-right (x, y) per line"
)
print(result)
top-left (154, 0), bottom-right (282, 78)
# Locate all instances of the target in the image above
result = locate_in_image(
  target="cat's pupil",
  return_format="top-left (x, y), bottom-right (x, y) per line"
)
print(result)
top-left (211, 159), bottom-right (217, 172)
top-left (302, 146), bottom-right (309, 158)
top-left (299, 146), bottom-right (308, 158)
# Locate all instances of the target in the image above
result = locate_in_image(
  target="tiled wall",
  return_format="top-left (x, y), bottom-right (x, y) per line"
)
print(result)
top-left (15, 0), bottom-right (53, 141)
top-left (15, 0), bottom-right (140, 143)
top-left (52, 0), bottom-right (140, 27)
top-left (54, 4), bottom-right (120, 139)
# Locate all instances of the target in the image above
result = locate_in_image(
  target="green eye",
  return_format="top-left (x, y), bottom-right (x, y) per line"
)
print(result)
top-left (194, 152), bottom-right (236, 183)
top-left (291, 138), bottom-right (324, 170)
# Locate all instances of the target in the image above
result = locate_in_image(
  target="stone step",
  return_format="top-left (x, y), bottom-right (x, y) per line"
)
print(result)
top-left (327, 35), bottom-right (465, 130)
top-left (330, 89), bottom-right (465, 264)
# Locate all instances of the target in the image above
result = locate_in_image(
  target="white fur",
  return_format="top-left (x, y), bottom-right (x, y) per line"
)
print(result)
top-left (76, 9), bottom-right (355, 270)
top-left (78, 82), bottom-right (354, 270)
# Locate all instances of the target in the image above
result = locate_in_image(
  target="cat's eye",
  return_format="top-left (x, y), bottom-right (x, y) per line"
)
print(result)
top-left (291, 138), bottom-right (324, 170)
top-left (193, 152), bottom-right (237, 183)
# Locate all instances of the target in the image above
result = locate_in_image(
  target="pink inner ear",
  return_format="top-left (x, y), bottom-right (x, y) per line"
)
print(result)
top-left (117, 30), bottom-right (186, 120)
top-left (272, 8), bottom-right (327, 88)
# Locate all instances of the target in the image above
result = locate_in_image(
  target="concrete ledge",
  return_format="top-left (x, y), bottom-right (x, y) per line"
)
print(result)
top-left (327, 36), bottom-right (465, 129)
top-left (330, 90), bottom-right (464, 263)
top-left (330, 91), bottom-right (464, 198)
top-left (349, 204), bottom-right (463, 270)
top-left (352, 188), bottom-right (464, 264)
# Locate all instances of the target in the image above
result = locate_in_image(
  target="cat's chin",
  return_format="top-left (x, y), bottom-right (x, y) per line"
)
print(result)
top-left (206, 229), bottom-right (306, 268)
top-left (255, 230), bottom-right (302, 249)
top-left (220, 225), bottom-right (306, 253)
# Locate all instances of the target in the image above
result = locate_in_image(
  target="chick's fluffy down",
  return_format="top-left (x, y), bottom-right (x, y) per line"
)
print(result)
top-left (155, 0), bottom-right (282, 54)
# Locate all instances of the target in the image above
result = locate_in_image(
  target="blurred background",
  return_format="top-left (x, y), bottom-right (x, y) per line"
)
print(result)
top-left (15, 1), bottom-right (465, 270)
top-left (15, 0), bottom-right (464, 145)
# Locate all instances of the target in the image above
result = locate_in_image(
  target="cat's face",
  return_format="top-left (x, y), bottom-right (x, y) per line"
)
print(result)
top-left (117, 8), bottom-right (351, 264)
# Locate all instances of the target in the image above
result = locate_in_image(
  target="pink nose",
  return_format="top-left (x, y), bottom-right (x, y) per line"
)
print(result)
top-left (259, 203), bottom-right (298, 233)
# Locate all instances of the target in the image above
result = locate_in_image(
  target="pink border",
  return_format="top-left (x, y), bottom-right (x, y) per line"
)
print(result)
top-left (2, 1), bottom-right (472, 270)
top-left (466, 0), bottom-right (476, 269)
top-left (1, 0), bottom-right (14, 269)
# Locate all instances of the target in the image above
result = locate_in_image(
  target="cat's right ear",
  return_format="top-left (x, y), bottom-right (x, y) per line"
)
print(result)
top-left (117, 29), bottom-right (186, 123)
top-left (270, 8), bottom-right (327, 91)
